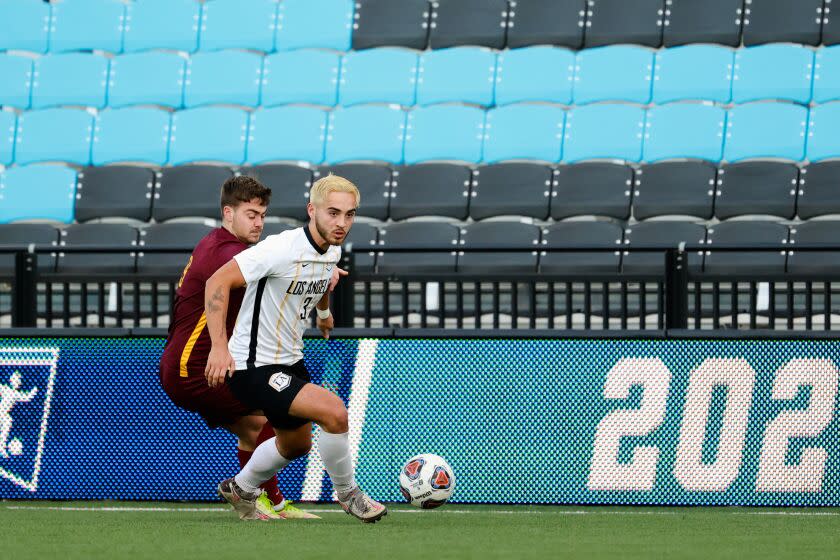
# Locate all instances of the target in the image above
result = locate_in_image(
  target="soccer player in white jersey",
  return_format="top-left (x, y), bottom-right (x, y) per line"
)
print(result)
top-left (203, 174), bottom-right (387, 523)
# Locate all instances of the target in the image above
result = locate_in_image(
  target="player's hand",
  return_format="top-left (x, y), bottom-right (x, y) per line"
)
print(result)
top-left (329, 266), bottom-right (349, 292)
top-left (317, 313), bottom-right (334, 340)
top-left (205, 345), bottom-right (236, 388)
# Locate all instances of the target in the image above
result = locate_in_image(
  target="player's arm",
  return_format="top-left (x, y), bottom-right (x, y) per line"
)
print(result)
top-left (204, 259), bottom-right (247, 388)
top-left (316, 292), bottom-right (334, 339)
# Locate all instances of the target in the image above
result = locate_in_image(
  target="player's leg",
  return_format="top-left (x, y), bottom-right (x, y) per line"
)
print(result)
top-left (223, 415), bottom-right (285, 508)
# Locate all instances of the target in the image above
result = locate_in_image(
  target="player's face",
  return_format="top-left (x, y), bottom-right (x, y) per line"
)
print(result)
top-left (310, 191), bottom-right (357, 246)
top-left (229, 199), bottom-right (267, 244)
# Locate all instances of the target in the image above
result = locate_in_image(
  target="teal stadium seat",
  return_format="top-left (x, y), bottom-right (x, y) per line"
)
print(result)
top-left (724, 102), bottom-right (808, 162)
top-left (416, 47), bottom-right (497, 107)
top-left (0, 111), bottom-right (15, 165)
top-left (643, 104), bottom-right (726, 162)
top-left (338, 48), bottom-right (418, 107)
top-left (276, 0), bottom-right (354, 51)
top-left (123, 0), bottom-right (201, 53)
top-left (813, 47), bottom-right (840, 104)
top-left (49, 0), bottom-right (125, 53)
top-left (403, 105), bottom-right (485, 164)
top-left (14, 108), bottom-right (93, 165)
top-left (482, 104), bottom-right (565, 163)
top-left (0, 165), bottom-right (77, 223)
top-left (0, 55), bottom-right (32, 109)
top-left (31, 53), bottom-right (109, 109)
top-left (563, 104), bottom-right (645, 162)
top-left (494, 47), bottom-right (575, 106)
top-left (262, 50), bottom-right (341, 107)
top-left (184, 50), bottom-right (263, 108)
top-left (732, 44), bottom-right (814, 104)
top-left (325, 105), bottom-right (406, 164)
top-left (0, 0), bottom-right (51, 53)
top-left (246, 106), bottom-right (328, 165)
top-left (653, 45), bottom-right (734, 104)
top-left (574, 46), bottom-right (654, 104)
top-left (168, 107), bottom-right (248, 165)
top-left (806, 102), bottom-right (840, 162)
top-left (199, 0), bottom-right (277, 52)
top-left (107, 52), bottom-right (186, 109)
top-left (92, 108), bottom-right (171, 165)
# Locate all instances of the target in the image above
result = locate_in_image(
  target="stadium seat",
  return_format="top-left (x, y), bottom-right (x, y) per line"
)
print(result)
top-left (262, 50), bottom-right (341, 107)
top-left (0, 224), bottom-right (58, 276)
top-left (339, 48), bottom-right (418, 107)
top-left (806, 102), bottom-right (840, 162)
top-left (56, 224), bottom-right (137, 275)
top-left (137, 223), bottom-right (214, 276)
top-left (389, 163), bottom-right (471, 220)
top-left (621, 222), bottom-right (706, 275)
top-left (470, 163), bottom-right (552, 220)
top-left (14, 108), bottom-right (93, 165)
top-left (643, 104), bottom-right (726, 162)
top-left (276, 0), bottom-right (354, 51)
top-left (482, 104), bottom-right (565, 163)
top-left (633, 162), bottom-right (716, 220)
top-left (573, 46), bottom-right (654, 104)
top-left (184, 50), bottom-right (263, 108)
top-left (494, 47), bottom-right (575, 106)
top-left (715, 162), bottom-right (799, 219)
top-left (92, 108), bottom-right (171, 166)
top-left (404, 105), bottom-right (485, 164)
top-left (74, 166), bottom-right (155, 222)
top-left (787, 221), bottom-right (840, 274)
top-left (0, 165), bottom-right (77, 223)
top-left (428, 0), bottom-right (509, 49)
top-left (824, 4), bottom-right (840, 46)
top-left (49, 0), bottom-right (125, 53)
top-left (243, 164), bottom-right (312, 222)
top-left (723, 102), bottom-right (807, 162)
top-left (378, 222), bottom-right (460, 274)
top-left (168, 107), bottom-right (248, 166)
top-left (540, 221), bottom-right (624, 276)
top-left (315, 163), bottom-right (392, 220)
top-left (326, 105), bottom-right (405, 164)
top-left (343, 221), bottom-right (378, 273)
top-left (416, 47), bottom-right (497, 107)
top-left (797, 162), bottom-right (840, 219)
top-left (584, 0), bottom-right (664, 48)
top-left (563, 104), bottom-right (645, 163)
top-left (123, 0), bottom-right (200, 53)
top-left (652, 45), bottom-right (734, 104)
top-left (703, 221), bottom-right (789, 276)
top-left (813, 47), bottom-right (840, 103)
top-left (457, 222), bottom-right (541, 275)
top-left (199, 0), bottom-right (278, 52)
top-left (663, 0), bottom-right (744, 47)
top-left (153, 165), bottom-right (233, 221)
top-left (0, 55), bottom-right (33, 109)
top-left (505, 0), bottom-right (586, 49)
top-left (247, 106), bottom-right (327, 165)
top-left (107, 52), bottom-right (186, 109)
top-left (31, 53), bottom-right (109, 109)
top-left (0, 111), bottom-right (14, 165)
top-left (741, 0), bottom-right (823, 46)
top-left (732, 45), bottom-right (814, 104)
top-left (0, 0), bottom-right (50, 53)
top-left (352, 0), bottom-right (430, 50)
top-left (551, 163), bottom-right (633, 220)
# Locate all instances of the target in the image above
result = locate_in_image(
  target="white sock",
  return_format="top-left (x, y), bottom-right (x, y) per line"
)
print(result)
top-left (234, 437), bottom-right (291, 494)
top-left (318, 431), bottom-right (356, 497)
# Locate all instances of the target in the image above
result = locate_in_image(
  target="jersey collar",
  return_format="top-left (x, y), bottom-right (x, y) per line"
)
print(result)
top-left (304, 223), bottom-right (328, 255)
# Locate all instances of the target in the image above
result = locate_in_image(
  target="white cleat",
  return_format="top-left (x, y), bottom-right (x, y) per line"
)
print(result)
top-left (337, 486), bottom-right (387, 524)
top-left (217, 477), bottom-right (282, 521)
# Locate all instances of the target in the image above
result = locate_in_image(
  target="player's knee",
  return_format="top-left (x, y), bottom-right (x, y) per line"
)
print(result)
top-left (320, 400), bottom-right (349, 434)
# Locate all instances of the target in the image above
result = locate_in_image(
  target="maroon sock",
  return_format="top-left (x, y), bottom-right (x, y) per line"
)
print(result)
top-left (237, 423), bottom-right (284, 507)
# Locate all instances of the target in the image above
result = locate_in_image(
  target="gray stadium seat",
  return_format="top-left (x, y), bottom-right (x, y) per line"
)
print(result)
top-left (457, 222), bottom-right (541, 275)
top-left (551, 163), bottom-right (634, 220)
top-left (584, 0), bottom-right (664, 48)
top-left (352, 0), bottom-right (430, 49)
top-left (621, 222), bottom-right (706, 275)
top-left (153, 166), bottom-right (234, 222)
top-left (244, 165), bottom-right (313, 222)
top-left (741, 0), bottom-right (823, 46)
top-left (703, 221), bottom-right (789, 276)
top-left (75, 166), bottom-right (155, 223)
top-left (663, 0), bottom-right (744, 47)
top-left (715, 162), bottom-right (798, 220)
top-left (823, 5), bottom-right (840, 45)
top-left (343, 221), bottom-right (379, 274)
top-left (540, 221), bottom-right (623, 275)
top-left (316, 164), bottom-right (392, 221)
top-left (633, 162), bottom-right (716, 220)
top-left (787, 221), bottom-right (840, 275)
top-left (429, 0), bottom-right (509, 49)
top-left (378, 222), bottom-right (459, 274)
top-left (470, 163), bottom-right (552, 220)
top-left (390, 164), bottom-right (472, 220)
top-left (797, 162), bottom-right (840, 219)
top-left (506, 0), bottom-right (586, 49)
top-left (56, 224), bottom-right (138, 275)
top-left (0, 224), bottom-right (58, 276)
top-left (137, 223), bottom-right (214, 276)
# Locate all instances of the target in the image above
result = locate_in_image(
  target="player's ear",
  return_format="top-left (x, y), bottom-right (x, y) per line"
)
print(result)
top-left (306, 202), bottom-right (315, 220)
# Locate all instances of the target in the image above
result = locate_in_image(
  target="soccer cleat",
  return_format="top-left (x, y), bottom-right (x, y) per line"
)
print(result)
top-left (217, 477), bottom-right (282, 521)
top-left (276, 500), bottom-right (322, 520)
top-left (337, 487), bottom-right (387, 523)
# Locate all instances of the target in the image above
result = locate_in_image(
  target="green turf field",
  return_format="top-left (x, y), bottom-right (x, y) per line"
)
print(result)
top-left (4, 501), bottom-right (839, 559)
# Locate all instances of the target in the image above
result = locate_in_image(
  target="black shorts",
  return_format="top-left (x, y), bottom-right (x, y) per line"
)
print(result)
top-left (227, 361), bottom-right (311, 430)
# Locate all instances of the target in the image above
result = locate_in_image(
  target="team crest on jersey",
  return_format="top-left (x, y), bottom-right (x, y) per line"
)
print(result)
top-left (430, 466), bottom-right (451, 490)
top-left (0, 347), bottom-right (59, 492)
top-left (404, 457), bottom-right (425, 481)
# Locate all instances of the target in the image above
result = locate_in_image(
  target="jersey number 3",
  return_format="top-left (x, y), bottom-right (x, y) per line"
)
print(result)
top-left (300, 296), bottom-right (313, 319)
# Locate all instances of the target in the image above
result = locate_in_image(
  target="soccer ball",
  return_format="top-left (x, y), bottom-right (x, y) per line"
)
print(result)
top-left (399, 453), bottom-right (455, 509)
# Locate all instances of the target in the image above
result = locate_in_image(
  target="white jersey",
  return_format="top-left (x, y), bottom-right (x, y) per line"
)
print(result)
top-left (229, 226), bottom-right (341, 368)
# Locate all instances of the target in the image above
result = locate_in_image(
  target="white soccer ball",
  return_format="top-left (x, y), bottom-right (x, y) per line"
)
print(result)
top-left (399, 453), bottom-right (455, 509)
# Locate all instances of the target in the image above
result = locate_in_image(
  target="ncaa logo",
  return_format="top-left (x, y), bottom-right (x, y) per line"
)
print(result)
top-left (404, 457), bottom-right (425, 481)
top-left (0, 347), bottom-right (59, 492)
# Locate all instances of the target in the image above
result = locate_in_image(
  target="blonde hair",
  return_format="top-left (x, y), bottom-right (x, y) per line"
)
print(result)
top-left (309, 173), bottom-right (361, 208)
